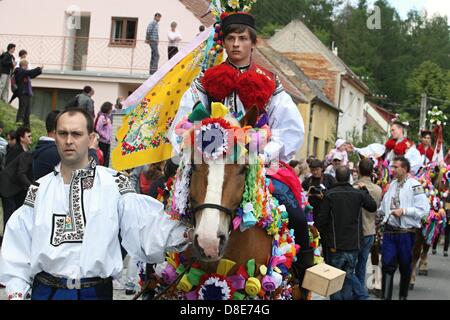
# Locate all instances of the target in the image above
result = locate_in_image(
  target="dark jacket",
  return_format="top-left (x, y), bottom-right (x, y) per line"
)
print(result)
top-left (0, 52), bottom-right (15, 75)
top-left (0, 151), bottom-right (33, 198)
top-left (32, 137), bottom-right (99, 180)
top-left (302, 173), bottom-right (336, 216)
top-left (13, 67), bottom-right (42, 97)
top-left (5, 144), bottom-right (26, 166)
top-left (316, 182), bottom-right (377, 251)
top-left (32, 138), bottom-right (60, 180)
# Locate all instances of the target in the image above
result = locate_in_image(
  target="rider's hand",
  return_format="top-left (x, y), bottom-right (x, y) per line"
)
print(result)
top-left (391, 208), bottom-right (404, 218)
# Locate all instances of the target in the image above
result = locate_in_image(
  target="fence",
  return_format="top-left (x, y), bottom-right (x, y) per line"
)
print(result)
top-left (0, 33), bottom-right (189, 76)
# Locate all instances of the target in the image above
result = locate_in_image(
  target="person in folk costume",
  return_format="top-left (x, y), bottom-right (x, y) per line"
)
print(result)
top-left (417, 130), bottom-right (434, 166)
top-left (378, 157), bottom-right (430, 300)
top-left (384, 118), bottom-right (423, 175)
top-left (0, 108), bottom-right (192, 300)
top-left (169, 11), bottom-right (313, 298)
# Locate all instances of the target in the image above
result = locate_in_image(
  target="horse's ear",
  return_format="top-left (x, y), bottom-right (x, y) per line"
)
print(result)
top-left (239, 106), bottom-right (259, 128)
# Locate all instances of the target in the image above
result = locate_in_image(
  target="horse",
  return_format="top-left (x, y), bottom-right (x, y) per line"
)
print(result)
top-left (410, 164), bottom-right (446, 290)
top-left (143, 106), bottom-right (303, 300)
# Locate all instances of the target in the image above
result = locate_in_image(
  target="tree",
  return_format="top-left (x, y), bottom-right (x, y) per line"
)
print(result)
top-left (406, 61), bottom-right (450, 143)
top-left (252, 0), bottom-right (342, 42)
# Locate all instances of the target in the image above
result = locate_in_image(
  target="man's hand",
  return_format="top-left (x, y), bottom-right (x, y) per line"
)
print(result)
top-left (391, 208), bottom-right (404, 218)
top-left (355, 183), bottom-right (366, 190)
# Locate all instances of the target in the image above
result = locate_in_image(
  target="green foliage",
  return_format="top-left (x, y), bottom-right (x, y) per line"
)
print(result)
top-left (0, 100), bottom-right (47, 149)
top-left (346, 124), bottom-right (385, 164)
top-left (253, 0), bottom-right (450, 145)
top-left (259, 22), bottom-right (283, 37)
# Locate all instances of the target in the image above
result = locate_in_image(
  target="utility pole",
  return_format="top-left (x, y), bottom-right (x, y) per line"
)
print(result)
top-left (419, 93), bottom-right (427, 131)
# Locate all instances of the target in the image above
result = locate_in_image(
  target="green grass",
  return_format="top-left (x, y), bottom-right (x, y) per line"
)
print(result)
top-left (0, 100), bottom-right (47, 149)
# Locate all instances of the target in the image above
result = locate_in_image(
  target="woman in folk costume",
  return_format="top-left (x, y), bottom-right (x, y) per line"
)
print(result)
top-left (384, 117), bottom-right (422, 175)
top-left (417, 130), bottom-right (434, 165)
top-left (169, 9), bottom-right (313, 298)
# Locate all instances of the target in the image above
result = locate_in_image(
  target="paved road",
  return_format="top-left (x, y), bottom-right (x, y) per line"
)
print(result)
top-left (1, 244), bottom-right (449, 300)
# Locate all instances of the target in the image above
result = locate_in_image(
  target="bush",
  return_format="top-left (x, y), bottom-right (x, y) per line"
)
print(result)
top-left (0, 100), bottom-right (47, 149)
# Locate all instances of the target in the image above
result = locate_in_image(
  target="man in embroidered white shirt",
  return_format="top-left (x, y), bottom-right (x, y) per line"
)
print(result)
top-left (0, 108), bottom-right (190, 300)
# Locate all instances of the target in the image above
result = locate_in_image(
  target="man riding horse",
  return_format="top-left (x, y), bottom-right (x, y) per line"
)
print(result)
top-left (168, 10), bottom-right (314, 299)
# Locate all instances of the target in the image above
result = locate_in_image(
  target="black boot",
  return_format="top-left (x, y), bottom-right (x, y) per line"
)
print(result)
top-left (295, 248), bottom-right (315, 300)
top-left (399, 274), bottom-right (411, 300)
top-left (381, 272), bottom-right (394, 300)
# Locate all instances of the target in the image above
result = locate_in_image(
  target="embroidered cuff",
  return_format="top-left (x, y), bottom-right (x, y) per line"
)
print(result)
top-left (8, 292), bottom-right (25, 300)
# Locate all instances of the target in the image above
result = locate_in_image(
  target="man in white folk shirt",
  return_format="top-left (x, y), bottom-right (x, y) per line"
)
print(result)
top-left (378, 157), bottom-right (429, 300)
top-left (0, 108), bottom-right (191, 300)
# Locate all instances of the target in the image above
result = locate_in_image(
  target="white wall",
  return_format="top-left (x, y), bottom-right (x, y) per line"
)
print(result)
top-left (338, 79), bottom-right (366, 139)
top-left (0, 0), bottom-right (205, 74)
top-left (0, 0), bottom-right (202, 41)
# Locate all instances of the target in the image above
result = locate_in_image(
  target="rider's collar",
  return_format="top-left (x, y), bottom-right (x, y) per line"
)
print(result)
top-left (226, 59), bottom-right (251, 72)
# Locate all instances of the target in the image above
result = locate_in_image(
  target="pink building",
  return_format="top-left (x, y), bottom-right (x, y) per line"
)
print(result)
top-left (0, 0), bottom-right (213, 118)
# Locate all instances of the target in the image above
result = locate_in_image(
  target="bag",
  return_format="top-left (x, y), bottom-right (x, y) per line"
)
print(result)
top-left (10, 71), bottom-right (18, 93)
top-left (65, 94), bottom-right (80, 109)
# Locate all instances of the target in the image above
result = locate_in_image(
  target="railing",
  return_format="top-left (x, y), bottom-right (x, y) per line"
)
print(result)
top-left (0, 34), bottom-right (189, 76)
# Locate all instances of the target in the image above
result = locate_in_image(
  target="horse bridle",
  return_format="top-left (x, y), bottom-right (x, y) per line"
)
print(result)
top-left (192, 203), bottom-right (234, 217)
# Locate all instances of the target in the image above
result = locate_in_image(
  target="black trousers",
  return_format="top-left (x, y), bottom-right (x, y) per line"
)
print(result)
top-left (99, 142), bottom-right (110, 167)
top-left (168, 46), bottom-right (178, 60)
top-left (2, 191), bottom-right (27, 230)
top-left (17, 95), bottom-right (31, 127)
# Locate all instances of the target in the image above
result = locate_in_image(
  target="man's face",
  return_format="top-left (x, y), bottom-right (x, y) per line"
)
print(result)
top-left (55, 112), bottom-right (94, 168)
top-left (421, 134), bottom-right (431, 147)
top-left (390, 124), bottom-right (403, 140)
top-left (392, 160), bottom-right (407, 179)
top-left (20, 131), bottom-right (32, 146)
top-left (9, 47), bottom-right (15, 54)
top-left (332, 159), bottom-right (341, 168)
top-left (310, 167), bottom-right (323, 178)
top-left (155, 15), bottom-right (161, 22)
top-left (224, 30), bottom-right (255, 66)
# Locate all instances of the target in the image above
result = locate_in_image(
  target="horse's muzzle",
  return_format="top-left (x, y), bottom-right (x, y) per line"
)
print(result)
top-left (193, 233), bottom-right (228, 262)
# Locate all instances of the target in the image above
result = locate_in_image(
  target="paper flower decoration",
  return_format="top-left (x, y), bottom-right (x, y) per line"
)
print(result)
top-left (198, 274), bottom-right (235, 300)
top-left (428, 106), bottom-right (448, 126)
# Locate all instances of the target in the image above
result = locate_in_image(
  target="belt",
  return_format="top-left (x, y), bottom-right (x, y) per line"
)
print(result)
top-left (383, 224), bottom-right (416, 234)
top-left (34, 272), bottom-right (112, 290)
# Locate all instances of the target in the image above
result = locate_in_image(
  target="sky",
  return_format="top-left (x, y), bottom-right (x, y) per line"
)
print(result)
top-left (350, 0), bottom-right (450, 21)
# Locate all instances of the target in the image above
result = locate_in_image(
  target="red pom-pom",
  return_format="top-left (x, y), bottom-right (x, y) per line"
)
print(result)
top-left (202, 64), bottom-right (238, 101)
top-left (237, 71), bottom-right (276, 112)
top-left (393, 140), bottom-right (408, 155)
top-left (385, 139), bottom-right (396, 151)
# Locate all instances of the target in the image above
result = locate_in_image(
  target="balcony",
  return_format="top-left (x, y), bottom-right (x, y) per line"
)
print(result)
top-left (0, 33), bottom-right (188, 76)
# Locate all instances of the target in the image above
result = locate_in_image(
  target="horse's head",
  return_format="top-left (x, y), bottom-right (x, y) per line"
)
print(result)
top-left (188, 107), bottom-right (259, 262)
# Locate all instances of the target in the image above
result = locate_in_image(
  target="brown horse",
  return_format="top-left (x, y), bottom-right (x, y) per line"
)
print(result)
top-left (144, 108), bottom-right (302, 300)
top-left (187, 107), bottom-right (273, 272)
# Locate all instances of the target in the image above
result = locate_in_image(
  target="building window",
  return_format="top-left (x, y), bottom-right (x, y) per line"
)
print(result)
top-left (313, 137), bottom-right (319, 158)
top-left (110, 17), bottom-right (138, 46)
top-left (324, 141), bottom-right (330, 155)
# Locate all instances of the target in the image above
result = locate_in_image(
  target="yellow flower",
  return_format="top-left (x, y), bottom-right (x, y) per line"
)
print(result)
top-left (228, 0), bottom-right (239, 9)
